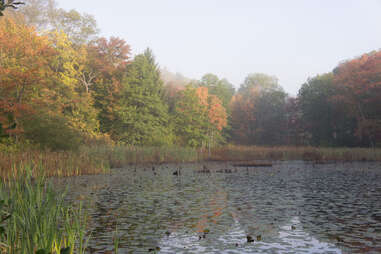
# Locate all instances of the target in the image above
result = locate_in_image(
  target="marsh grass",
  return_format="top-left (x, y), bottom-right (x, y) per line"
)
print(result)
top-left (0, 150), bottom-right (109, 179)
top-left (1, 145), bottom-right (379, 179)
top-left (210, 145), bottom-right (381, 161)
top-left (0, 145), bottom-right (200, 179)
top-left (113, 226), bottom-right (120, 254)
top-left (81, 145), bottom-right (201, 168)
top-left (0, 166), bottom-right (89, 254)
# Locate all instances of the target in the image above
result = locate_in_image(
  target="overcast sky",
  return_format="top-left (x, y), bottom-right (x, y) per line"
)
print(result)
top-left (57, 0), bottom-right (381, 95)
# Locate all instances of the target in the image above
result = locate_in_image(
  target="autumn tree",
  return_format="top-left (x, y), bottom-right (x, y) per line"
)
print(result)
top-left (333, 51), bottom-right (381, 147)
top-left (47, 30), bottom-right (100, 138)
top-left (0, 17), bottom-right (91, 149)
top-left (298, 73), bottom-right (356, 146)
top-left (173, 85), bottom-right (209, 147)
top-left (207, 93), bottom-right (228, 147)
top-left (174, 85), bottom-right (227, 147)
top-left (0, 17), bottom-right (55, 140)
top-left (200, 73), bottom-right (235, 111)
top-left (231, 73), bottom-right (288, 145)
top-left (87, 36), bottom-right (131, 135)
top-left (198, 73), bottom-right (235, 141)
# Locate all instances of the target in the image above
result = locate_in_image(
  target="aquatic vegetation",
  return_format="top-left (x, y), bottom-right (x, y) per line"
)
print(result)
top-left (210, 145), bottom-right (381, 161)
top-left (0, 150), bottom-right (109, 179)
top-left (0, 167), bottom-right (89, 254)
top-left (113, 226), bottom-right (120, 254)
top-left (81, 145), bottom-right (201, 168)
top-left (1, 145), bottom-right (379, 180)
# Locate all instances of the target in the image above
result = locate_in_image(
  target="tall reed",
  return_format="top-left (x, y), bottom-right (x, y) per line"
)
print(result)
top-left (81, 145), bottom-right (201, 168)
top-left (0, 166), bottom-right (89, 254)
top-left (0, 150), bottom-right (109, 179)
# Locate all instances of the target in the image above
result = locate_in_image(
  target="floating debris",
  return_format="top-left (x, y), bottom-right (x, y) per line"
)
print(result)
top-left (247, 235), bottom-right (255, 242)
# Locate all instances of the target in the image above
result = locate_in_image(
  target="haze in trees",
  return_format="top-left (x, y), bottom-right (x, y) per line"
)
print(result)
top-left (18, 0), bottom-right (98, 44)
top-left (231, 73), bottom-right (288, 145)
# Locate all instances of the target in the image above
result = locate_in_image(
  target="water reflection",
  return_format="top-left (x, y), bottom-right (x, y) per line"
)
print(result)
top-left (56, 161), bottom-right (381, 253)
top-left (159, 217), bottom-right (341, 253)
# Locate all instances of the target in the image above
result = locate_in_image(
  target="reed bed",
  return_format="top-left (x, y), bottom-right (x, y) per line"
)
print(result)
top-left (1, 145), bottom-right (379, 179)
top-left (81, 145), bottom-right (201, 168)
top-left (0, 167), bottom-right (89, 254)
top-left (209, 145), bottom-right (381, 162)
top-left (0, 145), bottom-right (201, 178)
top-left (0, 150), bottom-right (110, 179)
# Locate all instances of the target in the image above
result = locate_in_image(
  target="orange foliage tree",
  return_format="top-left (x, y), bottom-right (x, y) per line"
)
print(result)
top-left (0, 17), bottom-right (56, 139)
top-left (174, 85), bottom-right (227, 147)
top-left (334, 51), bottom-right (381, 146)
top-left (87, 36), bottom-right (131, 135)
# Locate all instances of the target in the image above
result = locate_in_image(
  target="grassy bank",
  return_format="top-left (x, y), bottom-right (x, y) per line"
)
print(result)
top-left (0, 167), bottom-right (88, 254)
top-left (209, 145), bottom-right (381, 162)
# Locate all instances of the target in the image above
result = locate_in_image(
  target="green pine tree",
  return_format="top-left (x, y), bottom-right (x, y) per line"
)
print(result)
top-left (114, 49), bottom-right (173, 145)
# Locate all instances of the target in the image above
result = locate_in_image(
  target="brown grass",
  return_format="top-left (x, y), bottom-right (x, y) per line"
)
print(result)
top-left (81, 145), bottom-right (201, 168)
top-left (209, 145), bottom-right (381, 162)
top-left (0, 150), bottom-right (109, 179)
top-left (1, 145), bottom-right (379, 179)
top-left (0, 145), bottom-right (201, 179)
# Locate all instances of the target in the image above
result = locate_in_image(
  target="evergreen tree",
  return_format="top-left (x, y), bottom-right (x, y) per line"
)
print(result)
top-left (115, 49), bottom-right (172, 145)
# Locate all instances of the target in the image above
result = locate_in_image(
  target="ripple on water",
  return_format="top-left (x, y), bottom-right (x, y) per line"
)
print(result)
top-left (56, 161), bottom-right (381, 253)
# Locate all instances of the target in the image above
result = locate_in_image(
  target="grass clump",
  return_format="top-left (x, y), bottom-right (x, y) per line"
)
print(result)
top-left (0, 166), bottom-right (89, 254)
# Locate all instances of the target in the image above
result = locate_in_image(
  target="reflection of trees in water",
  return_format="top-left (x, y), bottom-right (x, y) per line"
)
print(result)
top-left (297, 163), bottom-right (381, 253)
top-left (82, 165), bottom-right (238, 252)
top-left (224, 168), bottom-right (302, 239)
top-left (61, 162), bottom-right (381, 253)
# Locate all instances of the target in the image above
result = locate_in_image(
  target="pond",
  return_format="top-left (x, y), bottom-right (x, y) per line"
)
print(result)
top-left (56, 161), bottom-right (381, 253)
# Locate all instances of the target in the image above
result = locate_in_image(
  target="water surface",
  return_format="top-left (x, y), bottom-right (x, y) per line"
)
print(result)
top-left (57, 161), bottom-right (381, 253)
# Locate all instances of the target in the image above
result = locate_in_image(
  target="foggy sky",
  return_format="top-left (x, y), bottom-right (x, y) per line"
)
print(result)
top-left (57, 0), bottom-right (381, 95)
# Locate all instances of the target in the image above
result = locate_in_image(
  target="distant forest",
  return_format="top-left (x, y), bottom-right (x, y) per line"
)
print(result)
top-left (0, 0), bottom-right (380, 150)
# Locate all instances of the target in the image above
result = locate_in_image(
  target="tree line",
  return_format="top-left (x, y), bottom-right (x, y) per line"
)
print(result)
top-left (0, 0), bottom-right (380, 150)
